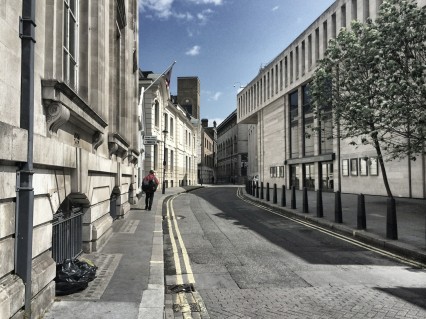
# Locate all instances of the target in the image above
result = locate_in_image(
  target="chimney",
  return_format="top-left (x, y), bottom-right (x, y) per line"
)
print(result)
top-left (201, 118), bottom-right (208, 128)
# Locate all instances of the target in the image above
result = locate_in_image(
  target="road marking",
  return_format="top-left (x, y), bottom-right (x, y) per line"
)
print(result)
top-left (169, 195), bottom-right (195, 283)
top-left (236, 188), bottom-right (426, 269)
top-left (166, 196), bottom-right (184, 285)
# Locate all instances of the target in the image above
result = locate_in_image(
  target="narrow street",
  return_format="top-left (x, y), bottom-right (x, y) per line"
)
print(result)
top-left (163, 186), bottom-right (426, 319)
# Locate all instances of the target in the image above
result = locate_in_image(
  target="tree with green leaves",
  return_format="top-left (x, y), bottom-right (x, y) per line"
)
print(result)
top-left (310, 0), bottom-right (426, 198)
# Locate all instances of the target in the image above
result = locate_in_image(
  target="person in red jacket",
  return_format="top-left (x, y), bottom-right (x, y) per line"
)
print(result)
top-left (142, 170), bottom-right (159, 211)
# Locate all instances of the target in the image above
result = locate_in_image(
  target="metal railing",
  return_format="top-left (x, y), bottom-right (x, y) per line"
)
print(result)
top-left (52, 207), bottom-right (83, 262)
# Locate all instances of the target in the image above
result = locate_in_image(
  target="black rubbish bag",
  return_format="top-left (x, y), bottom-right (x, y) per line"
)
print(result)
top-left (55, 258), bottom-right (97, 296)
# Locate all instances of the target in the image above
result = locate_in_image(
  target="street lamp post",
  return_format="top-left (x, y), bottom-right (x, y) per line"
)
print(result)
top-left (162, 129), bottom-right (168, 194)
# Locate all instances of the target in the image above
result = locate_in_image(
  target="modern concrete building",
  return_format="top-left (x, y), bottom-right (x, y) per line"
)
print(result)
top-left (140, 72), bottom-right (198, 188)
top-left (238, 0), bottom-right (426, 198)
top-left (0, 1), bottom-right (139, 317)
top-left (216, 110), bottom-right (249, 184)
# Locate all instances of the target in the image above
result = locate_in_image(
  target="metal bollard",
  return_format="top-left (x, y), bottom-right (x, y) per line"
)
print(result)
top-left (273, 184), bottom-right (277, 204)
top-left (303, 187), bottom-right (309, 213)
top-left (316, 189), bottom-right (323, 218)
top-left (335, 191), bottom-right (342, 223)
top-left (260, 182), bottom-right (264, 200)
top-left (357, 193), bottom-right (366, 229)
top-left (256, 181), bottom-right (259, 198)
top-left (291, 186), bottom-right (296, 209)
top-left (281, 185), bottom-right (286, 207)
top-left (266, 183), bottom-right (270, 201)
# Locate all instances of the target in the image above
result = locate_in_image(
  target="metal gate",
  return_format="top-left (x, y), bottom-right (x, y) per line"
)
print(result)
top-left (52, 207), bottom-right (83, 262)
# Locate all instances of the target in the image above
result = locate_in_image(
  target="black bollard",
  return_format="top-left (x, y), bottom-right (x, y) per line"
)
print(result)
top-left (281, 185), bottom-right (286, 207)
top-left (291, 186), bottom-right (296, 209)
top-left (303, 187), bottom-right (309, 213)
top-left (386, 197), bottom-right (398, 240)
top-left (357, 193), bottom-right (366, 229)
top-left (256, 181), bottom-right (259, 198)
top-left (316, 189), bottom-right (323, 218)
top-left (260, 182), bottom-right (264, 200)
top-left (266, 183), bottom-right (270, 201)
top-left (273, 184), bottom-right (277, 204)
top-left (335, 191), bottom-right (342, 223)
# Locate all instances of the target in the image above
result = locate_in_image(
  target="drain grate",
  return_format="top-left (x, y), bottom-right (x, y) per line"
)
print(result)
top-left (166, 283), bottom-right (195, 294)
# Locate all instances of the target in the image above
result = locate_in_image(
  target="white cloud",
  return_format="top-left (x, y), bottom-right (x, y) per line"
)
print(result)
top-left (139, 0), bottom-right (174, 18)
top-left (186, 45), bottom-right (201, 56)
top-left (197, 9), bottom-right (213, 24)
top-left (211, 92), bottom-right (222, 101)
top-left (174, 12), bottom-right (194, 21)
top-left (186, 0), bottom-right (223, 5)
top-left (272, 6), bottom-right (279, 12)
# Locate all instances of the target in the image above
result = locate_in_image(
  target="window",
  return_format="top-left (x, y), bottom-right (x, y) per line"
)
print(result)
top-left (369, 157), bottom-right (378, 176)
top-left (279, 166), bottom-right (284, 178)
top-left (363, 0), bottom-right (370, 22)
top-left (350, 158), bottom-right (358, 176)
top-left (323, 21), bottom-right (328, 53)
top-left (359, 158), bottom-right (368, 176)
top-left (341, 4), bottom-right (347, 28)
top-left (303, 85), bottom-right (314, 156)
top-left (290, 91), bottom-right (299, 158)
top-left (331, 13), bottom-right (337, 39)
top-left (154, 101), bottom-right (159, 127)
top-left (290, 51), bottom-right (294, 83)
top-left (352, 0), bottom-right (358, 21)
top-left (170, 118), bottom-right (174, 136)
top-left (304, 163), bottom-right (315, 189)
top-left (295, 46), bottom-right (299, 79)
top-left (301, 41), bottom-right (306, 75)
top-left (342, 159), bottom-right (349, 176)
top-left (64, 0), bottom-right (78, 89)
top-left (315, 28), bottom-right (320, 62)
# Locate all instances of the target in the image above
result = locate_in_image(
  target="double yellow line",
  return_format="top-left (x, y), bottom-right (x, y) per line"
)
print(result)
top-left (166, 194), bottom-right (195, 285)
top-left (237, 187), bottom-right (426, 269)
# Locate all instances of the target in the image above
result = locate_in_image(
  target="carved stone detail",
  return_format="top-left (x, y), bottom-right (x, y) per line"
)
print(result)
top-left (46, 102), bottom-right (70, 133)
top-left (92, 131), bottom-right (104, 150)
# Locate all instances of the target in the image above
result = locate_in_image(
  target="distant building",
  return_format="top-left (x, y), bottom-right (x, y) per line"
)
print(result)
top-left (199, 119), bottom-right (217, 184)
top-left (216, 110), bottom-right (249, 184)
top-left (237, 0), bottom-right (426, 198)
top-left (177, 77), bottom-right (201, 120)
top-left (140, 72), bottom-right (198, 188)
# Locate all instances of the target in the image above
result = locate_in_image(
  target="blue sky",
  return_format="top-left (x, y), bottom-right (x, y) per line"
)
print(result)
top-left (138, 0), bottom-right (335, 125)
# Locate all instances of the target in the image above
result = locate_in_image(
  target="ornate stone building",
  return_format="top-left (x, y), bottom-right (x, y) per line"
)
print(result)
top-left (0, 1), bottom-right (139, 317)
top-left (238, 0), bottom-right (426, 198)
top-left (140, 72), bottom-right (198, 188)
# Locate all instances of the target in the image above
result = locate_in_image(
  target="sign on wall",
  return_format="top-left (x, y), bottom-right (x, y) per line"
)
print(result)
top-left (143, 136), bottom-right (158, 145)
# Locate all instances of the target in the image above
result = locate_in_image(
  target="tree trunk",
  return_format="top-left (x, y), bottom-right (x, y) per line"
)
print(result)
top-left (373, 138), bottom-right (393, 198)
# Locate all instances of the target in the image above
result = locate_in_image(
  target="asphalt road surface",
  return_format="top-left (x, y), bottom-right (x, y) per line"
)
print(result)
top-left (163, 186), bottom-right (426, 319)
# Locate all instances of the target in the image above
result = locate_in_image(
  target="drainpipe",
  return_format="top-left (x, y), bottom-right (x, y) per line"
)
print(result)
top-left (16, 0), bottom-right (36, 318)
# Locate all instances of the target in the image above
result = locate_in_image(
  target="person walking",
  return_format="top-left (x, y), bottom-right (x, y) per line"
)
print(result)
top-left (142, 170), bottom-right (159, 211)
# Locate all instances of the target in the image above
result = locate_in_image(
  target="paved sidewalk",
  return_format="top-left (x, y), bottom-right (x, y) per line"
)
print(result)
top-left (43, 184), bottom-right (425, 319)
top-left (44, 187), bottom-right (188, 319)
top-left (243, 184), bottom-right (426, 265)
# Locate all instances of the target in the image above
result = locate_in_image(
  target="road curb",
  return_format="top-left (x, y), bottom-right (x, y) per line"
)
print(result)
top-left (241, 190), bottom-right (426, 265)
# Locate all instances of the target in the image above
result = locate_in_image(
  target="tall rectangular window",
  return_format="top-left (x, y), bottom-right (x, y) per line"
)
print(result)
top-left (363, 0), bottom-right (370, 21)
top-left (295, 46), bottom-right (299, 80)
top-left (315, 28), bottom-right (320, 62)
top-left (290, 51), bottom-right (294, 83)
top-left (301, 41), bottom-right (306, 75)
top-left (352, 0), bottom-right (358, 21)
top-left (341, 4), bottom-right (347, 28)
top-left (271, 68), bottom-right (274, 97)
top-left (308, 35), bottom-right (312, 69)
top-left (64, 0), bottom-right (78, 89)
top-left (275, 64), bottom-right (278, 94)
top-left (331, 13), bottom-right (337, 39)
top-left (303, 85), bottom-right (314, 156)
top-left (284, 57), bottom-right (288, 87)
top-left (290, 91), bottom-right (299, 158)
top-left (279, 60), bottom-right (283, 91)
top-left (323, 21), bottom-right (328, 53)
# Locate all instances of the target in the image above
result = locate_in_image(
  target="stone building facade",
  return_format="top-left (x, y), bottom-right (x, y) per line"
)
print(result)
top-left (199, 120), bottom-right (217, 184)
top-left (238, 0), bottom-right (426, 198)
top-left (140, 72), bottom-right (198, 188)
top-left (216, 111), bottom-right (249, 184)
top-left (0, 1), bottom-right (139, 318)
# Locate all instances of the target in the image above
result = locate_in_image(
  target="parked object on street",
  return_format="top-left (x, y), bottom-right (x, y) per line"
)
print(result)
top-left (55, 258), bottom-right (97, 296)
